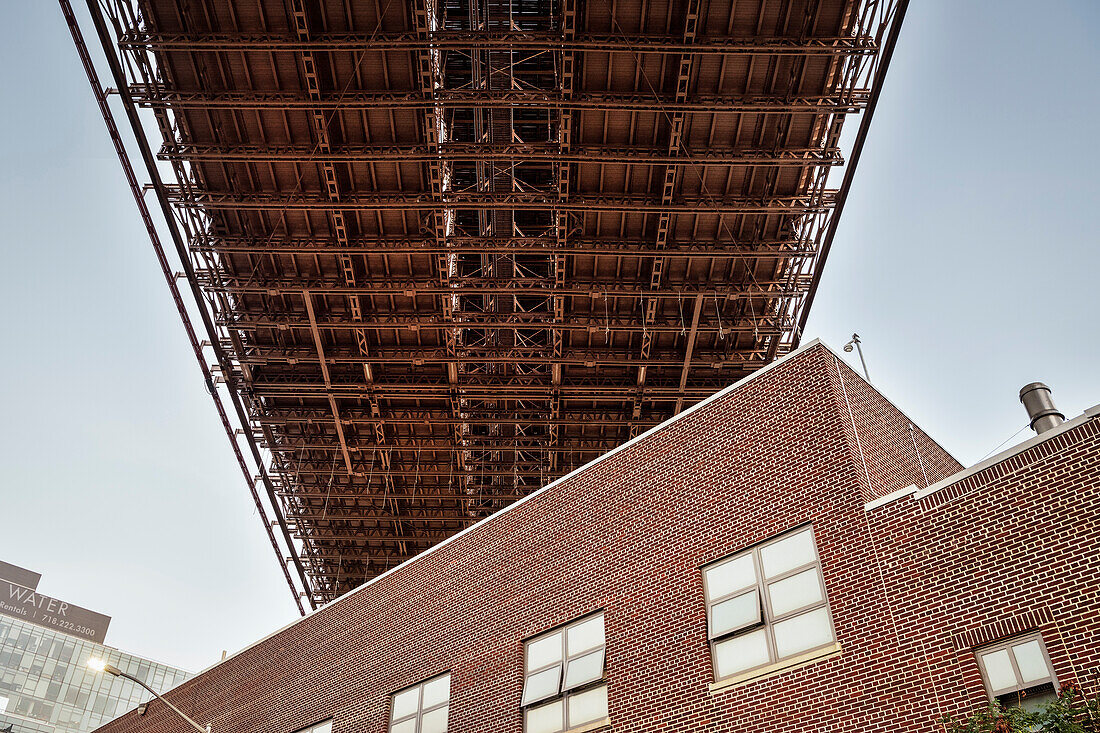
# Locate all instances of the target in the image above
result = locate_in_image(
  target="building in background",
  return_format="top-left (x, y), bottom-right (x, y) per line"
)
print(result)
top-left (89, 340), bottom-right (1100, 733)
top-left (0, 563), bottom-right (190, 733)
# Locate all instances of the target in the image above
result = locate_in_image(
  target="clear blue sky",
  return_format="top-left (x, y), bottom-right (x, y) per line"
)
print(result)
top-left (1, 1), bottom-right (1097, 673)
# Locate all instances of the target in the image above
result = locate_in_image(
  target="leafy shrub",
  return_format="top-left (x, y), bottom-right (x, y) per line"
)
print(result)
top-left (942, 685), bottom-right (1099, 733)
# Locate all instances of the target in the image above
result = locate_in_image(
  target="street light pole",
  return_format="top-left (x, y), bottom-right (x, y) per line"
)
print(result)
top-left (87, 659), bottom-right (210, 733)
top-left (843, 333), bottom-right (870, 381)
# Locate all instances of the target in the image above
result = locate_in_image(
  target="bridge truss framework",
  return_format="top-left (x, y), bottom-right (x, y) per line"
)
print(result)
top-left (71, 0), bottom-right (907, 609)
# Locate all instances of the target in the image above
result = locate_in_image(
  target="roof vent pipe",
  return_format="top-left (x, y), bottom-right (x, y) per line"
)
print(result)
top-left (1019, 382), bottom-right (1065, 435)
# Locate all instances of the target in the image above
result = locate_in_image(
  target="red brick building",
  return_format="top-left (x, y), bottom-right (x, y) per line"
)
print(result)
top-left (95, 341), bottom-right (1100, 733)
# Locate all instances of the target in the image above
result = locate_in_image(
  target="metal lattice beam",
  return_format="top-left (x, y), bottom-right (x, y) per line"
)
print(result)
top-left (74, 0), bottom-right (908, 606)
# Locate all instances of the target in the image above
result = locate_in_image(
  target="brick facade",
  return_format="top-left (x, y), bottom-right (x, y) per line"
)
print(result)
top-left (95, 341), bottom-right (1100, 733)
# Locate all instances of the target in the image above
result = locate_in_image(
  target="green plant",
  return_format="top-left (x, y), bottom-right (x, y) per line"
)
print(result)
top-left (942, 685), bottom-right (1100, 733)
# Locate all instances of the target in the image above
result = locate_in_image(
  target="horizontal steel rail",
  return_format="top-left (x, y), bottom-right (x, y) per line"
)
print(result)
top-left (257, 409), bottom-right (665, 424)
top-left (119, 30), bottom-right (878, 55)
top-left (190, 235), bottom-right (820, 258)
top-left (129, 88), bottom-right (871, 113)
top-left (265, 441), bottom-right (623, 454)
top-left (193, 274), bottom-right (810, 298)
top-left (244, 382), bottom-right (744, 399)
top-left (159, 142), bottom-right (843, 167)
top-left (226, 346), bottom-right (783, 368)
top-left (168, 190), bottom-right (837, 214)
top-left (217, 315), bottom-right (793, 334)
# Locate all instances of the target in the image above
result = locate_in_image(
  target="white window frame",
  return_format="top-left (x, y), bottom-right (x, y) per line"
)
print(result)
top-left (702, 524), bottom-right (836, 682)
top-left (522, 613), bottom-right (609, 733)
top-left (389, 672), bottom-right (451, 733)
top-left (976, 634), bottom-right (1058, 702)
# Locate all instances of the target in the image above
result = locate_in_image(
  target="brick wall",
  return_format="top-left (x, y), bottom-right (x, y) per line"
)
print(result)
top-left (825, 354), bottom-right (962, 501)
top-left (867, 414), bottom-right (1100, 726)
top-left (95, 343), bottom-right (1100, 733)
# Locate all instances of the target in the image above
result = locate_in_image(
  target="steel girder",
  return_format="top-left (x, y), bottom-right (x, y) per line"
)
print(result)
top-left (128, 87), bottom-right (871, 113)
top-left (119, 30), bottom-right (878, 55)
top-left (190, 235), bottom-right (821, 258)
top-left (159, 142), bottom-right (843, 166)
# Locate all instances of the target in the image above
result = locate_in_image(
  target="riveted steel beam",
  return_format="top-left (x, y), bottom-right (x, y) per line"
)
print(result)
top-left (119, 31), bottom-right (877, 56)
top-left (129, 88), bottom-right (871, 113)
top-left (159, 142), bottom-right (843, 167)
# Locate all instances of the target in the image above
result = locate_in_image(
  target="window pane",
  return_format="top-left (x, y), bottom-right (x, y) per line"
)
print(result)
top-left (422, 675), bottom-right (450, 709)
top-left (392, 687), bottom-right (420, 721)
top-left (773, 607), bottom-right (834, 658)
top-left (714, 628), bottom-right (770, 678)
top-left (705, 554), bottom-right (755, 599)
top-left (527, 632), bottom-right (563, 672)
top-left (421, 705), bottom-right (448, 733)
top-left (566, 616), bottom-right (604, 656)
top-left (525, 699), bottom-right (564, 733)
top-left (563, 649), bottom-right (604, 690)
top-left (391, 718), bottom-right (417, 733)
top-left (759, 529), bottom-right (816, 579)
top-left (1011, 641), bottom-right (1051, 684)
top-left (567, 684), bottom-right (608, 727)
top-left (980, 648), bottom-right (1018, 691)
top-left (767, 568), bottom-right (823, 617)
top-left (709, 590), bottom-right (760, 638)
top-left (522, 665), bottom-right (562, 706)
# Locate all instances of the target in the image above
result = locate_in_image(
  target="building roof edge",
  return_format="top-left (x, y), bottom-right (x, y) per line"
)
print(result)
top-left (863, 484), bottom-right (918, 511)
top-left (196, 338), bottom-right (831, 675)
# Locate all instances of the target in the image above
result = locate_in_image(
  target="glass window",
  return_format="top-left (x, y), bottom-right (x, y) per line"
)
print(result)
top-left (389, 673), bottom-right (450, 733)
top-left (703, 525), bottom-right (835, 682)
top-left (976, 635), bottom-right (1057, 710)
top-left (522, 613), bottom-right (608, 733)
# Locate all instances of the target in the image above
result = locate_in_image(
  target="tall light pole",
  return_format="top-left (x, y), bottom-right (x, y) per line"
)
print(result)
top-left (87, 658), bottom-right (210, 733)
top-left (843, 333), bottom-right (870, 381)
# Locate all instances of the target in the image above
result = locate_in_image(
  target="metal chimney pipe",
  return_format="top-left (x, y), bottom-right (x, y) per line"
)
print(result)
top-left (1019, 382), bottom-right (1065, 435)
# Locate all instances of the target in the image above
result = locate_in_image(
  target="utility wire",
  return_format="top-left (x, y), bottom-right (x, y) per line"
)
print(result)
top-left (977, 423), bottom-right (1031, 464)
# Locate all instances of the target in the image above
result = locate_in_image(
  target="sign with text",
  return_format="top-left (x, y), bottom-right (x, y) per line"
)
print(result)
top-left (0, 578), bottom-right (111, 644)
top-left (0, 561), bottom-right (40, 591)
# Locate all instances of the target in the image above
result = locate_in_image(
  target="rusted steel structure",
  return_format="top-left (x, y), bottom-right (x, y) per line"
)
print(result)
top-left (74, 0), bottom-right (906, 608)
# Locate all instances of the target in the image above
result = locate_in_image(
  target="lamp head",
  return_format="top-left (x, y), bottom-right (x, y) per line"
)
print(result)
top-left (843, 343), bottom-right (854, 352)
top-left (87, 658), bottom-right (122, 676)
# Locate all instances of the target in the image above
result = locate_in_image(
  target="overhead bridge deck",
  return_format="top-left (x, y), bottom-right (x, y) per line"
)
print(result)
top-left (72, 0), bottom-right (906, 609)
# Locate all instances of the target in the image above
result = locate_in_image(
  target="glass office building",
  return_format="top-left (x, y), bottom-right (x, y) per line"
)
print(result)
top-left (0, 564), bottom-right (190, 733)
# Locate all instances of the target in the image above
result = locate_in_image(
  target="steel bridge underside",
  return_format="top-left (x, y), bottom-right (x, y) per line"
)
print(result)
top-left (90, 0), bottom-right (901, 608)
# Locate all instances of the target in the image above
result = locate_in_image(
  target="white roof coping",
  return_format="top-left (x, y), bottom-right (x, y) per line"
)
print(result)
top-left (197, 338), bottom-right (838, 675)
top-left (863, 484), bottom-right (918, 511)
